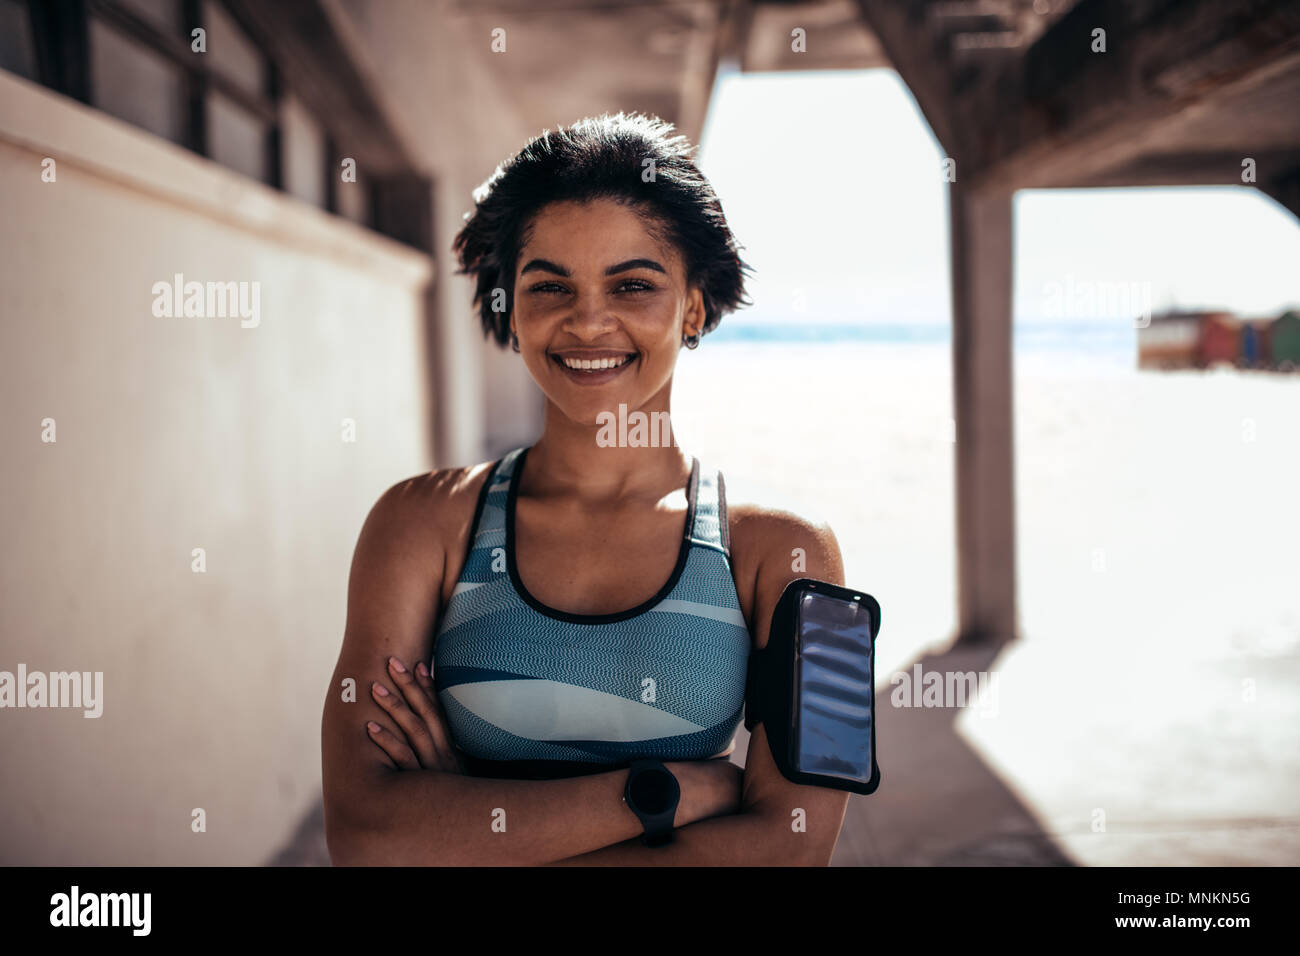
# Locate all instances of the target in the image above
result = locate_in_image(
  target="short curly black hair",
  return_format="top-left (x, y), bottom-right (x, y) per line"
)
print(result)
top-left (452, 112), bottom-right (754, 349)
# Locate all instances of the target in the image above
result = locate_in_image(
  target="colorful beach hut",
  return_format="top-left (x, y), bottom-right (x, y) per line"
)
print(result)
top-left (1271, 312), bottom-right (1300, 370)
top-left (1138, 312), bottom-right (1200, 369)
top-left (1198, 313), bottom-right (1240, 368)
top-left (1239, 321), bottom-right (1273, 369)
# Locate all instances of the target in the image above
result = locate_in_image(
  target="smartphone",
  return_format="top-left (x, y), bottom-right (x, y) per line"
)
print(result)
top-left (791, 588), bottom-right (877, 785)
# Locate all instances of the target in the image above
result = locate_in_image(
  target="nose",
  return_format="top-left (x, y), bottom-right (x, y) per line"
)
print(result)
top-left (563, 290), bottom-right (619, 336)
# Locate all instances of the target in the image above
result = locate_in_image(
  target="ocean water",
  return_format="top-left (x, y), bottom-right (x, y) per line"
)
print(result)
top-left (707, 320), bottom-right (1136, 355)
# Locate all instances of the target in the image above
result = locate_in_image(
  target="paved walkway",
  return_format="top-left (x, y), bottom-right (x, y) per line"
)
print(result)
top-left (275, 635), bottom-right (1300, 866)
top-left (830, 642), bottom-right (1074, 866)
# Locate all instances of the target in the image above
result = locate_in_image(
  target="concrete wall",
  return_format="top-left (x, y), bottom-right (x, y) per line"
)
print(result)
top-left (333, 0), bottom-right (545, 462)
top-left (0, 70), bottom-right (433, 864)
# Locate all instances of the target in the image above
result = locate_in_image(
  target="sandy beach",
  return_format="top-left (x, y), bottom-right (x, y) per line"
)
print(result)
top-left (672, 338), bottom-right (1300, 865)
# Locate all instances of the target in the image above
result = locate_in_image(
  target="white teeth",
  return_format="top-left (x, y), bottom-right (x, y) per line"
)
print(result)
top-left (560, 355), bottom-right (631, 371)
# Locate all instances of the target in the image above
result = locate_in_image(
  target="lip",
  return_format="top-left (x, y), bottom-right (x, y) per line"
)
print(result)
top-left (548, 351), bottom-right (637, 386)
top-left (550, 348), bottom-right (636, 360)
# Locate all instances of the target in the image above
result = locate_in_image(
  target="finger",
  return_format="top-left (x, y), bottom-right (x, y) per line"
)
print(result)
top-left (388, 656), bottom-right (439, 718)
top-left (366, 720), bottom-right (419, 770)
top-left (414, 660), bottom-right (459, 749)
top-left (388, 657), bottom-right (459, 765)
top-left (370, 680), bottom-right (438, 767)
top-left (369, 704), bottom-right (460, 775)
top-left (414, 659), bottom-right (436, 695)
top-left (414, 661), bottom-right (466, 774)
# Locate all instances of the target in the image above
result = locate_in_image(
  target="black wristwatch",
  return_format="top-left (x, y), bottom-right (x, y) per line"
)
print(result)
top-left (623, 759), bottom-right (680, 847)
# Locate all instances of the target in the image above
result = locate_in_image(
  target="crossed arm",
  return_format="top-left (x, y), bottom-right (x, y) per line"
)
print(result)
top-left (544, 719), bottom-right (850, 866)
top-left (321, 476), bottom-right (850, 866)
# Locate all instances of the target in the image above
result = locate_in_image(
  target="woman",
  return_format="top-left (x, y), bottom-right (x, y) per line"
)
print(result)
top-left (321, 112), bottom-right (849, 865)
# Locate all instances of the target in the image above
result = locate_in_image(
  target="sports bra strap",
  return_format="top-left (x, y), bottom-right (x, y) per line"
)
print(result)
top-left (689, 465), bottom-right (730, 558)
top-left (477, 445), bottom-right (730, 558)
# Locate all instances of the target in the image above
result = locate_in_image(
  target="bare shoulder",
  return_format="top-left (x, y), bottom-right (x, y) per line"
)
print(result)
top-left (367, 461), bottom-right (496, 535)
top-left (720, 469), bottom-right (844, 583)
top-left (353, 460), bottom-right (498, 591)
top-left (718, 469), bottom-right (845, 649)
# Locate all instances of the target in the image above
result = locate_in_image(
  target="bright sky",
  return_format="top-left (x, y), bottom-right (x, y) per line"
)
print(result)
top-left (697, 70), bottom-right (1300, 325)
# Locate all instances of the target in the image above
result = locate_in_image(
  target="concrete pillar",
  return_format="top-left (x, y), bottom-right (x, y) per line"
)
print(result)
top-left (949, 184), bottom-right (1019, 646)
top-left (429, 173), bottom-right (487, 468)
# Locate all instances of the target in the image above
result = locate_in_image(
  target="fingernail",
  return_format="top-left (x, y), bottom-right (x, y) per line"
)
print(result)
top-left (389, 657), bottom-right (406, 673)
top-left (367, 721), bottom-right (380, 733)
top-left (416, 662), bottom-right (429, 678)
top-left (373, 683), bottom-right (389, 697)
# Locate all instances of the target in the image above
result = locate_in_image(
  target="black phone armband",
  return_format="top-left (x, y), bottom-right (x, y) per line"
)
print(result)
top-left (744, 577), bottom-right (882, 795)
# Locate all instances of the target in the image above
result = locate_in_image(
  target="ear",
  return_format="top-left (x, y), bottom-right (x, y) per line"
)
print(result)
top-left (684, 283), bottom-right (706, 335)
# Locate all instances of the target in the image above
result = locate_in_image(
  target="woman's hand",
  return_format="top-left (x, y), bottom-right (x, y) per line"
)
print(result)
top-left (366, 655), bottom-right (465, 774)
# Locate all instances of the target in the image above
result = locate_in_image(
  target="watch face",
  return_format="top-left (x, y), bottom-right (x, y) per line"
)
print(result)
top-left (630, 768), bottom-right (676, 815)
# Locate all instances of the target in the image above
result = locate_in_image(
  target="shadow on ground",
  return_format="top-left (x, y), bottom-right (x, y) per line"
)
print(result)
top-left (831, 639), bottom-right (1075, 866)
top-left (268, 800), bottom-right (331, 866)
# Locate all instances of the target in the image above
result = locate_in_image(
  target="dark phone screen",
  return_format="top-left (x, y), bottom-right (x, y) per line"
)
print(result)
top-left (792, 590), bottom-right (875, 783)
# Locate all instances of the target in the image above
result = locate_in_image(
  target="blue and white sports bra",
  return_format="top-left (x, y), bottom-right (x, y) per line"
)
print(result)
top-left (431, 445), bottom-right (753, 779)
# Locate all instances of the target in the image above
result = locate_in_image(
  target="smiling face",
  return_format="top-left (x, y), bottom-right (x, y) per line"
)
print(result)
top-left (510, 198), bottom-right (705, 427)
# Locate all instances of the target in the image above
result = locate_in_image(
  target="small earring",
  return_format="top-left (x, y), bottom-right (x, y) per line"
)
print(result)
top-left (510, 331), bottom-right (520, 353)
top-left (683, 329), bottom-right (701, 350)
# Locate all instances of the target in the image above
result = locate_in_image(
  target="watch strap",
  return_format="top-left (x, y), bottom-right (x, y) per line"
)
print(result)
top-left (624, 758), bottom-right (679, 847)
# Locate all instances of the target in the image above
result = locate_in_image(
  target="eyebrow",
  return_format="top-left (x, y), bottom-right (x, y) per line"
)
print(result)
top-left (519, 257), bottom-right (667, 277)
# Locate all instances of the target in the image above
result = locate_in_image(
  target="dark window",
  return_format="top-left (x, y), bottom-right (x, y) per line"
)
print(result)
top-left (207, 89), bottom-right (267, 182)
top-left (3, 0), bottom-right (374, 230)
top-left (281, 93), bottom-right (326, 208)
top-left (202, 0), bottom-right (263, 99)
top-left (114, 0), bottom-right (182, 35)
top-left (0, 0), bottom-right (39, 81)
top-left (89, 16), bottom-right (188, 145)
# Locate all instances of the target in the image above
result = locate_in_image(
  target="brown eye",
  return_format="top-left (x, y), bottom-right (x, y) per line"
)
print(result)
top-left (619, 280), bottom-right (655, 293)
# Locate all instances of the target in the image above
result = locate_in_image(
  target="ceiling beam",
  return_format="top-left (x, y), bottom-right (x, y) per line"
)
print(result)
top-left (675, 0), bottom-right (752, 146)
top-left (1053, 149), bottom-right (1300, 187)
top-left (1258, 165), bottom-right (1300, 220)
top-left (854, 0), bottom-right (965, 157)
top-left (962, 0), bottom-right (1300, 192)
